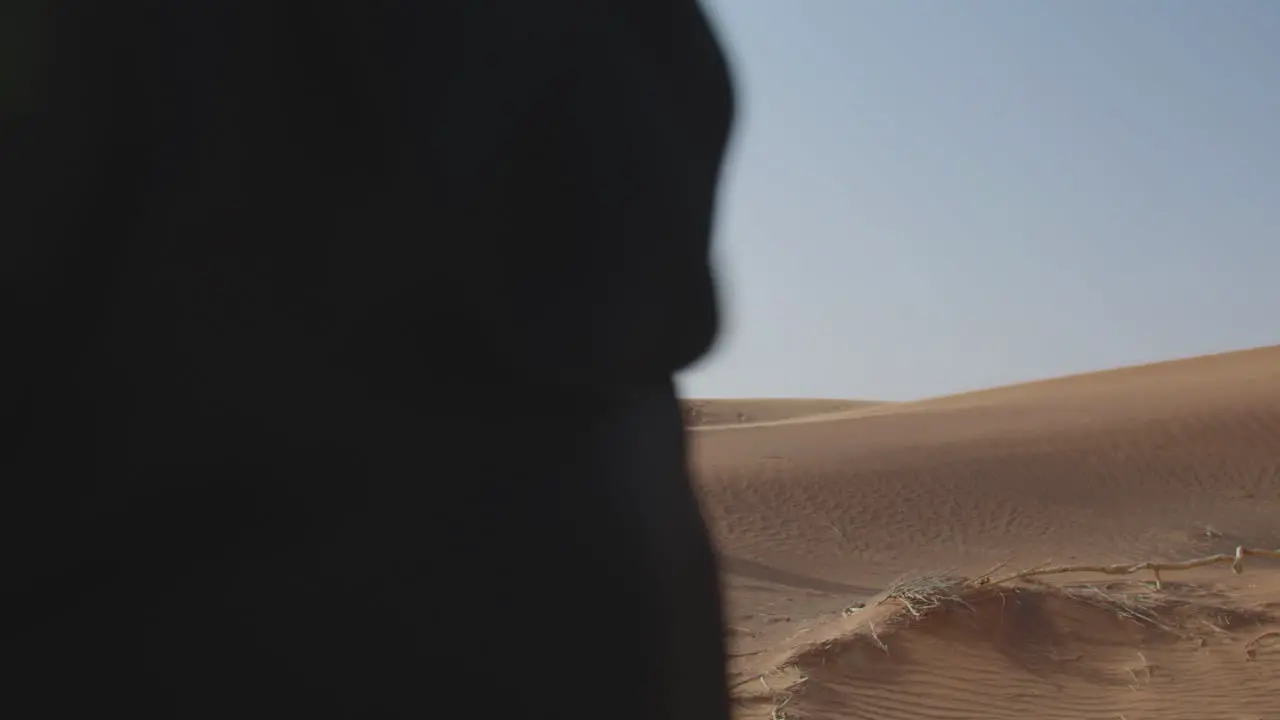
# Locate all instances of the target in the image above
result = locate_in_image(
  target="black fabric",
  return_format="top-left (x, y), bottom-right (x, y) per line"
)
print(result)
top-left (6, 2), bottom-right (734, 717)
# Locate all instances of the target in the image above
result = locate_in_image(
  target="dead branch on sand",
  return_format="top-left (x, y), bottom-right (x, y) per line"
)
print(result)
top-left (982, 545), bottom-right (1280, 590)
top-left (873, 548), bottom-right (1280, 634)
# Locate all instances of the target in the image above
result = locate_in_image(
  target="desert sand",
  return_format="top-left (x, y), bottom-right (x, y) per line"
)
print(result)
top-left (690, 344), bottom-right (1280, 719)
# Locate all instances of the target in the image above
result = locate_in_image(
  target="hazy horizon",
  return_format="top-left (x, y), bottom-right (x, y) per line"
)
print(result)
top-left (680, 0), bottom-right (1280, 402)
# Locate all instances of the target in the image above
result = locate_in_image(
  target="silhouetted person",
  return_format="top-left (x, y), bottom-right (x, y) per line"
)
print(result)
top-left (7, 2), bottom-right (734, 718)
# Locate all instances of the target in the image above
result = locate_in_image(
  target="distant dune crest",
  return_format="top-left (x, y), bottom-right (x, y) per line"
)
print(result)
top-left (681, 398), bottom-right (885, 428)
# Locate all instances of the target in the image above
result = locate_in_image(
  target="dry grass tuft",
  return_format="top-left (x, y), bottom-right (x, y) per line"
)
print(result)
top-left (875, 572), bottom-right (1186, 633)
top-left (757, 666), bottom-right (808, 720)
top-left (1058, 582), bottom-right (1182, 634)
top-left (880, 571), bottom-right (974, 619)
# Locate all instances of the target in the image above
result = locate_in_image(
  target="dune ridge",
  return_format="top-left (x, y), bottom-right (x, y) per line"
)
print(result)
top-left (682, 398), bottom-right (888, 429)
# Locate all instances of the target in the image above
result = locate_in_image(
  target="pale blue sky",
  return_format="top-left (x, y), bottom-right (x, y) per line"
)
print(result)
top-left (681, 0), bottom-right (1279, 401)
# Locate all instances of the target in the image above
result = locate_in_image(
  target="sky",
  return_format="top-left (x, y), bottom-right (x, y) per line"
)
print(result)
top-left (680, 0), bottom-right (1280, 401)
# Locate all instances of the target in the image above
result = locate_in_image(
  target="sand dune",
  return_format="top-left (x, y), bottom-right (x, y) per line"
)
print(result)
top-left (682, 398), bottom-right (887, 429)
top-left (690, 344), bottom-right (1280, 719)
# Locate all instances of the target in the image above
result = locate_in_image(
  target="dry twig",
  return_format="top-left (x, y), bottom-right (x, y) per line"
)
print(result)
top-left (985, 546), bottom-right (1280, 590)
top-left (1244, 630), bottom-right (1280, 662)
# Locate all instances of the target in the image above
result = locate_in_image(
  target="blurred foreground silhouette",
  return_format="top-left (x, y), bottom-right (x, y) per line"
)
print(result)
top-left (7, 3), bottom-right (735, 717)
